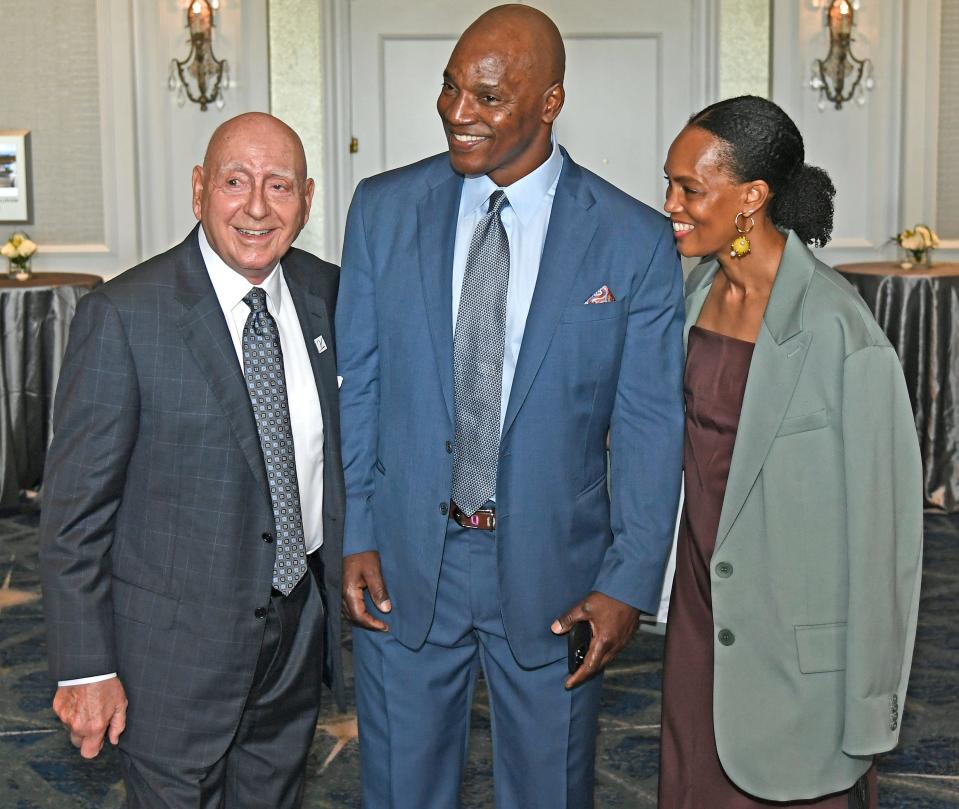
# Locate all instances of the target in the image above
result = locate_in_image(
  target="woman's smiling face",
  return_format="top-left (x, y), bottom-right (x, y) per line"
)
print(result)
top-left (663, 126), bottom-right (749, 259)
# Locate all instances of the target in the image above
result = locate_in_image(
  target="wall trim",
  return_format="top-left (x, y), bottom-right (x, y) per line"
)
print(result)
top-left (900, 0), bottom-right (943, 228)
top-left (322, 0), bottom-right (354, 261)
top-left (33, 0), bottom-right (140, 275)
top-left (691, 0), bottom-right (721, 108)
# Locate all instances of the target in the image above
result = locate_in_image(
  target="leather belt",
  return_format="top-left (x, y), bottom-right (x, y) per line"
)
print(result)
top-left (449, 501), bottom-right (496, 530)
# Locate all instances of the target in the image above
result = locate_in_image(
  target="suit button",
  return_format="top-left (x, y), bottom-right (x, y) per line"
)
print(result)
top-left (254, 607), bottom-right (267, 619)
top-left (445, 440), bottom-right (453, 454)
top-left (262, 532), bottom-right (274, 543)
top-left (718, 629), bottom-right (735, 646)
top-left (715, 561), bottom-right (733, 578)
top-left (439, 502), bottom-right (449, 515)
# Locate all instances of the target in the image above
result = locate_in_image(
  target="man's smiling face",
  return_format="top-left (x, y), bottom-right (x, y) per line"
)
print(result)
top-left (436, 22), bottom-right (562, 187)
top-left (192, 115), bottom-right (314, 282)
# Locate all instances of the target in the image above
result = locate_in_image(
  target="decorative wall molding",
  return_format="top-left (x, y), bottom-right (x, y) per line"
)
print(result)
top-left (693, 0), bottom-right (722, 106)
top-left (321, 0), bottom-right (354, 261)
top-left (900, 0), bottom-right (959, 256)
top-left (32, 0), bottom-right (139, 275)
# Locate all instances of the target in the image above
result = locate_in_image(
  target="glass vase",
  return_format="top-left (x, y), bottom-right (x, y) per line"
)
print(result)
top-left (8, 257), bottom-right (32, 280)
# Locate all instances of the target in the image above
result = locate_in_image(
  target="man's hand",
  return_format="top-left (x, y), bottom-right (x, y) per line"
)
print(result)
top-left (551, 591), bottom-right (640, 689)
top-left (342, 551), bottom-right (392, 631)
top-left (52, 678), bottom-right (128, 759)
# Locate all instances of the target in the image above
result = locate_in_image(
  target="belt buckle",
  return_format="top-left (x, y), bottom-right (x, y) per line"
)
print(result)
top-left (471, 509), bottom-right (495, 530)
top-left (452, 502), bottom-right (496, 530)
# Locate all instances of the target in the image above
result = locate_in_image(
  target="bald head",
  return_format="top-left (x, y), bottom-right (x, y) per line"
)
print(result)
top-left (459, 4), bottom-right (565, 89)
top-left (203, 112), bottom-right (308, 182)
top-left (191, 112), bottom-right (314, 283)
top-left (438, 4), bottom-right (565, 186)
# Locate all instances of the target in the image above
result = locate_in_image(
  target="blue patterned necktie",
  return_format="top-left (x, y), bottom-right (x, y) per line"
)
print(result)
top-left (242, 287), bottom-right (307, 596)
top-left (451, 190), bottom-right (511, 516)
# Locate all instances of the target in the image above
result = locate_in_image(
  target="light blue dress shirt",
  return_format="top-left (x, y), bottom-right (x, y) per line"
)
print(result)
top-left (451, 138), bottom-right (565, 435)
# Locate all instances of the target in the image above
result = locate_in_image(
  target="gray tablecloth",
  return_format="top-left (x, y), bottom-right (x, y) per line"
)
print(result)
top-left (0, 275), bottom-right (100, 508)
top-left (837, 262), bottom-right (959, 513)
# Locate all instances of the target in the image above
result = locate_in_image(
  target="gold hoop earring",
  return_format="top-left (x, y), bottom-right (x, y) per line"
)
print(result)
top-left (730, 212), bottom-right (755, 258)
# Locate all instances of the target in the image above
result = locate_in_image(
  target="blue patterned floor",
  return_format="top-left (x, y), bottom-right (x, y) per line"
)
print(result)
top-left (1, 512), bottom-right (957, 807)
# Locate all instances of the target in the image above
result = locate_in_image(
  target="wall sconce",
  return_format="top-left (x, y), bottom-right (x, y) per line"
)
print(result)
top-left (168, 0), bottom-right (230, 111)
top-left (808, 0), bottom-right (874, 110)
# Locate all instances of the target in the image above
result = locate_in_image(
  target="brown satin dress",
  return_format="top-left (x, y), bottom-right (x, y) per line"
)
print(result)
top-left (658, 326), bottom-right (877, 809)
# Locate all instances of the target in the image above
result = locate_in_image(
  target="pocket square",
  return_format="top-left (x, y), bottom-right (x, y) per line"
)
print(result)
top-left (314, 335), bottom-right (328, 354)
top-left (585, 285), bottom-right (616, 305)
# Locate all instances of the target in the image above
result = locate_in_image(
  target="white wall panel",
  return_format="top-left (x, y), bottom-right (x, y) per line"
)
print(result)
top-left (772, 0), bottom-right (902, 265)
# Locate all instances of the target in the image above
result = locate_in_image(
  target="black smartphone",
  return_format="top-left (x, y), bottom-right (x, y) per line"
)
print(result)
top-left (567, 621), bottom-right (592, 674)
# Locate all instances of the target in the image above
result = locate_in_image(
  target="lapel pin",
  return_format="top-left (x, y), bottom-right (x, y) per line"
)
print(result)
top-left (314, 335), bottom-right (328, 354)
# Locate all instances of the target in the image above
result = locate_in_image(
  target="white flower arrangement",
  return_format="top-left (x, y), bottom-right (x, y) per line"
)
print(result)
top-left (894, 223), bottom-right (940, 266)
top-left (1, 231), bottom-right (38, 270)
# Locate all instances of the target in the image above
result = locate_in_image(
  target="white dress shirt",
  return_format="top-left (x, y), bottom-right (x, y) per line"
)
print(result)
top-left (451, 137), bottom-right (564, 433)
top-left (59, 228), bottom-right (325, 687)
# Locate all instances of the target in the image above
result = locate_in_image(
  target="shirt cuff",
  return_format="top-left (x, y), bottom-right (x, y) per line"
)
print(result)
top-left (58, 673), bottom-right (118, 687)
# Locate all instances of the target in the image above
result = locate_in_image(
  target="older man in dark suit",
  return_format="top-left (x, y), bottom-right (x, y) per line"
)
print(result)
top-left (40, 112), bottom-right (343, 809)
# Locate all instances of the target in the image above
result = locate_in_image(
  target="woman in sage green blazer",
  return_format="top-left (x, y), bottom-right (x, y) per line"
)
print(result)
top-left (658, 96), bottom-right (923, 808)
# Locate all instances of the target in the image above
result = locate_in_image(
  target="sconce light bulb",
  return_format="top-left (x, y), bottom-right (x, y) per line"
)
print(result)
top-left (211, 0), bottom-right (219, 8)
top-left (191, 1), bottom-right (202, 14)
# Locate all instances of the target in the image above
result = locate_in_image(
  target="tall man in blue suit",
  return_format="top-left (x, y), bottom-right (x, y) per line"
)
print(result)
top-left (336, 6), bottom-right (684, 807)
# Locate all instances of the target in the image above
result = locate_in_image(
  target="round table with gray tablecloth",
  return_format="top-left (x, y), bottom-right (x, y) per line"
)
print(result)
top-left (0, 273), bottom-right (101, 508)
top-left (836, 261), bottom-right (959, 512)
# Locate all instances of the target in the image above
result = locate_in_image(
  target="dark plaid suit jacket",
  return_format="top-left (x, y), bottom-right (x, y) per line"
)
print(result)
top-left (39, 226), bottom-right (345, 766)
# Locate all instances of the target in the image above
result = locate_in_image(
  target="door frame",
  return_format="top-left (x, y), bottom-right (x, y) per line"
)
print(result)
top-left (321, 0), bottom-right (720, 260)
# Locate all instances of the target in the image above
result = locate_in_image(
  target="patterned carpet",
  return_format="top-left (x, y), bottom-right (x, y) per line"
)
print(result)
top-left (1, 510), bottom-right (957, 808)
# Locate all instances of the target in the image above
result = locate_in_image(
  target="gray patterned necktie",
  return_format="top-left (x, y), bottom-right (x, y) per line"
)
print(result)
top-left (242, 287), bottom-right (307, 596)
top-left (451, 190), bottom-right (511, 516)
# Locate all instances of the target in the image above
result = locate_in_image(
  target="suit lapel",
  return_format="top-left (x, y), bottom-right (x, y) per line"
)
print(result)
top-left (501, 160), bottom-right (598, 438)
top-left (173, 227), bottom-right (268, 493)
top-left (713, 232), bottom-right (817, 552)
top-left (417, 166), bottom-right (462, 424)
top-left (713, 328), bottom-right (810, 551)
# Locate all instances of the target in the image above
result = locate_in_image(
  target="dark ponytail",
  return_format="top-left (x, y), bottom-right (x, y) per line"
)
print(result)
top-left (688, 95), bottom-right (836, 247)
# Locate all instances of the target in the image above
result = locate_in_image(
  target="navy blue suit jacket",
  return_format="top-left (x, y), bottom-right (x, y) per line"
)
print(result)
top-left (336, 150), bottom-right (684, 667)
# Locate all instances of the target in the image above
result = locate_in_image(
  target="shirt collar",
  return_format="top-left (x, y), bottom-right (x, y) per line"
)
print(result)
top-left (198, 224), bottom-right (284, 314)
top-left (459, 135), bottom-right (564, 227)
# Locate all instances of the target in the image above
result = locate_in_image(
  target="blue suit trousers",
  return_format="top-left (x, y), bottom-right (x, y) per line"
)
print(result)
top-left (353, 519), bottom-right (604, 809)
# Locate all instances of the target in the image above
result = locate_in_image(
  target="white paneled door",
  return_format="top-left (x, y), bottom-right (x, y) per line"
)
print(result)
top-left (348, 0), bottom-right (711, 215)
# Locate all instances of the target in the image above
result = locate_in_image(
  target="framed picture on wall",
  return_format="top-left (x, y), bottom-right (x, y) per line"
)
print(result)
top-left (0, 131), bottom-right (32, 223)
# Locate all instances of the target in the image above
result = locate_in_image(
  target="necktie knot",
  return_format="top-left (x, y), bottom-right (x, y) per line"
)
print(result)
top-left (488, 190), bottom-right (509, 217)
top-left (243, 286), bottom-right (268, 314)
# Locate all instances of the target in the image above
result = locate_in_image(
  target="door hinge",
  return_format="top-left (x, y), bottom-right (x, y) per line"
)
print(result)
top-left (350, 137), bottom-right (359, 154)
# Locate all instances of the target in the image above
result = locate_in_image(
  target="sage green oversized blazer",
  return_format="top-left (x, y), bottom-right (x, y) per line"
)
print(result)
top-left (679, 231), bottom-right (923, 801)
